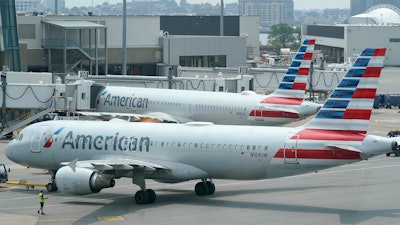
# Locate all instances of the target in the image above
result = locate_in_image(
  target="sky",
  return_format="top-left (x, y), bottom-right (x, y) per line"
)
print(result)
top-left (65, 0), bottom-right (350, 10)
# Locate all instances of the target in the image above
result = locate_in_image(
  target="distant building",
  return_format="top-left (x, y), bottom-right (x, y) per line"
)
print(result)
top-left (15, 0), bottom-right (43, 14)
top-left (0, 15), bottom-right (259, 75)
top-left (43, 0), bottom-right (66, 12)
top-left (238, 0), bottom-right (294, 32)
top-left (350, 0), bottom-right (400, 16)
top-left (302, 4), bottom-right (400, 66)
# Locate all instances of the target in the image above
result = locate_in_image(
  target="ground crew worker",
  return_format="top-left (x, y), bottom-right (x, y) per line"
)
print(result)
top-left (37, 190), bottom-right (47, 215)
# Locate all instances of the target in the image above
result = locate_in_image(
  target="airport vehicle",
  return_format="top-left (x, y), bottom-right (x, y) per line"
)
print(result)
top-left (0, 162), bottom-right (8, 183)
top-left (386, 130), bottom-right (400, 156)
top-left (6, 179), bottom-right (46, 189)
top-left (89, 39), bottom-right (320, 126)
top-left (5, 48), bottom-right (395, 205)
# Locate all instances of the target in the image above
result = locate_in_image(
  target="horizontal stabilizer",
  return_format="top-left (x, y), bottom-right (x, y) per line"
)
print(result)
top-left (259, 105), bottom-right (299, 115)
top-left (325, 144), bottom-right (361, 152)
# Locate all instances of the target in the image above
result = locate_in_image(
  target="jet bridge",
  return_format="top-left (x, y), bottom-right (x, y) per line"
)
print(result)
top-left (0, 68), bottom-right (104, 137)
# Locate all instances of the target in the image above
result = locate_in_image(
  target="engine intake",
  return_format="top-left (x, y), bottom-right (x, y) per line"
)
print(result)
top-left (55, 166), bottom-right (115, 195)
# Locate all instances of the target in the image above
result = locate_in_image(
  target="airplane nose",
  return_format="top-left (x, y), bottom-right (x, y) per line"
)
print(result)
top-left (5, 141), bottom-right (14, 160)
top-left (5, 140), bottom-right (18, 163)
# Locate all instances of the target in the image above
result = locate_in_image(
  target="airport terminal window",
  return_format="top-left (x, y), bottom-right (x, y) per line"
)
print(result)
top-left (179, 55), bottom-right (226, 68)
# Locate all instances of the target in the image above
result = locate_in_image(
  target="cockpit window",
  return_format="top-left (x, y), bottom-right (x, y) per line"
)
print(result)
top-left (17, 134), bottom-right (24, 141)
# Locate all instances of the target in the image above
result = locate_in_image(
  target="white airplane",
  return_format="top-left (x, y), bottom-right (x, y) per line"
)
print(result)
top-left (5, 48), bottom-right (395, 205)
top-left (89, 39), bottom-right (320, 126)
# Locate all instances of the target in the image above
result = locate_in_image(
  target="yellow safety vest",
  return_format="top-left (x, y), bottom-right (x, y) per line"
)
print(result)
top-left (38, 193), bottom-right (45, 203)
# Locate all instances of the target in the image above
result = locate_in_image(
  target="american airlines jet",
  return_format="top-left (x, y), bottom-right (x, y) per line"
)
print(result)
top-left (89, 39), bottom-right (320, 126)
top-left (5, 48), bottom-right (394, 205)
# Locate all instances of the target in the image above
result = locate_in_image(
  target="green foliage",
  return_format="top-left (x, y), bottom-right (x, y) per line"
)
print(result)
top-left (268, 24), bottom-right (300, 54)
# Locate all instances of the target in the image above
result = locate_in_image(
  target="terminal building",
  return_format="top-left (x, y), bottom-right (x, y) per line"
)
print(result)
top-left (302, 4), bottom-right (400, 66)
top-left (0, 14), bottom-right (260, 76)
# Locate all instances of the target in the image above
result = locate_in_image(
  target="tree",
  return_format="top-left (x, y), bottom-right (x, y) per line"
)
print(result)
top-left (268, 24), bottom-right (297, 54)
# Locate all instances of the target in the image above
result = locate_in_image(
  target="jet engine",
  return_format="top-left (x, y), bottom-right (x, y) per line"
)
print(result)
top-left (55, 166), bottom-right (115, 195)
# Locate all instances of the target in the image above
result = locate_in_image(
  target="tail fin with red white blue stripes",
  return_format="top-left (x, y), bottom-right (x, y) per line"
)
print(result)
top-left (303, 48), bottom-right (386, 133)
top-left (261, 39), bottom-right (315, 106)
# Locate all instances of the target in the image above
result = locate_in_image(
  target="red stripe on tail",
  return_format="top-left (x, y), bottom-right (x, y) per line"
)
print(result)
top-left (363, 67), bottom-right (382, 78)
top-left (261, 97), bottom-right (303, 105)
top-left (342, 109), bottom-right (372, 120)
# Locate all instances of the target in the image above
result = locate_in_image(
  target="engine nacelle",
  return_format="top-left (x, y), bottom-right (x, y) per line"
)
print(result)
top-left (55, 166), bottom-right (115, 195)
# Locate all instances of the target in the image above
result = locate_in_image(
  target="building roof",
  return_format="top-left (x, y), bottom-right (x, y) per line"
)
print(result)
top-left (43, 20), bottom-right (107, 29)
top-left (349, 4), bottom-right (400, 25)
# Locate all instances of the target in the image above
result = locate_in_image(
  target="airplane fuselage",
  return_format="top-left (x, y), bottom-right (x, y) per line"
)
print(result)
top-left (7, 120), bottom-right (390, 182)
top-left (95, 87), bottom-right (320, 126)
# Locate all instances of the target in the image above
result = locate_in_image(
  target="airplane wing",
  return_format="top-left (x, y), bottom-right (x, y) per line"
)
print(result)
top-left (78, 111), bottom-right (181, 123)
top-left (62, 158), bottom-right (168, 171)
top-left (60, 157), bottom-right (209, 181)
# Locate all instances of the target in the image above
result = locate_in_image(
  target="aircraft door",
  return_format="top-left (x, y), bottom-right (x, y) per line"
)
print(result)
top-left (30, 125), bottom-right (48, 153)
top-left (283, 135), bottom-right (299, 164)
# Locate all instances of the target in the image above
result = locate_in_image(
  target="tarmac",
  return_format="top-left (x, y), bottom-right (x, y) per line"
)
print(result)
top-left (1, 66), bottom-right (400, 225)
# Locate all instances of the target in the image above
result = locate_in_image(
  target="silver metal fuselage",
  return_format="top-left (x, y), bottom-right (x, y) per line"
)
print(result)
top-left (6, 120), bottom-right (394, 182)
top-left (96, 87), bottom-right (320, 126)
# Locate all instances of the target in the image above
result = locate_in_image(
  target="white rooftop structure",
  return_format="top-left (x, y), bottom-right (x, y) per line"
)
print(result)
top-left (349, 4), bottom-right (400, 25)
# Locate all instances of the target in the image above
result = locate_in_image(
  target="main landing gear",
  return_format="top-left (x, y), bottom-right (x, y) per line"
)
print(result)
top-left (195, 179), bottom-right (215, 196)
top-left (133, 177), bottom-right (216, 204)
top-left (46, 170), bottom-right (58, 192)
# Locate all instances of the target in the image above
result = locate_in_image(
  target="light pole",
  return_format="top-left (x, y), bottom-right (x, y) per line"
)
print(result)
top-left (122, 0), bottom-right (127, 75)
top-left (220, 0), bottom-right (224, 36)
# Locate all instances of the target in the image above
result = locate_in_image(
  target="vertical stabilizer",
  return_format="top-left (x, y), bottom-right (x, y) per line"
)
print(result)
top-left (261, 39), bottom-right (315, 105)
top-left (303, 48), bottom-right (386, 133)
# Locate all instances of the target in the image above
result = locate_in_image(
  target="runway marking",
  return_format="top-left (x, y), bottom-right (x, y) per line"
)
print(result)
top-left (97, 216), bottom-right (124, 221)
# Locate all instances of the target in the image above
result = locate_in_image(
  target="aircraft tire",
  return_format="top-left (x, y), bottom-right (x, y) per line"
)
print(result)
top-left (135, 190), bottom-right (149, 204)
top-left (46, 183), bottom-right (58, 192)
top-left (206, 181), bottom-right (215, 195)
top-left (146, 189), bottom-right (156, 204)
top-left (195, 182), bottom-right (208, 196)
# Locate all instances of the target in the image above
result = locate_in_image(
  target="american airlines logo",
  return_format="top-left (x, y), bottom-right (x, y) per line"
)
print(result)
top-left (43, 127), bottom-right (65, 148)
top-left (61, 131), bottom-right (150, 152)
top-left (101, 92), bottom-right (149, 109)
